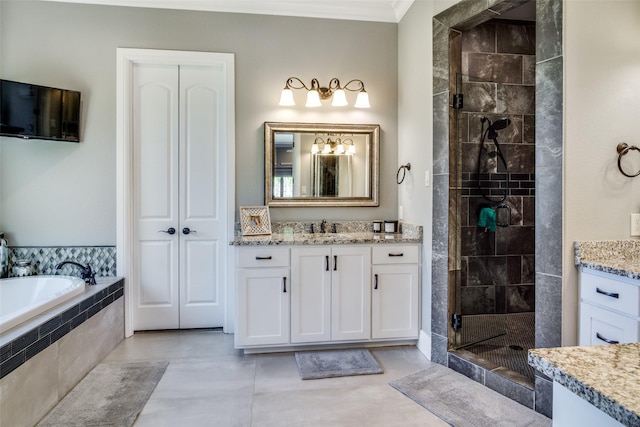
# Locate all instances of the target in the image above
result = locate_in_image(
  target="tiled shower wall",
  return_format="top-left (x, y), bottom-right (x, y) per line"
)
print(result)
top-left (7, 246), bottom-right (116, 277)
top-left (459, 20), bottom-right (536, 315)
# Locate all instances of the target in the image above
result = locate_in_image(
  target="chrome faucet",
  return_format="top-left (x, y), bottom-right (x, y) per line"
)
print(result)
top-left (56, 261), bottom-right (96, 285)
top-left (321, 219), bottom-right (327, 233)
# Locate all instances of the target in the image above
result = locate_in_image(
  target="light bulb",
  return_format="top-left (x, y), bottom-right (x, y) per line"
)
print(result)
top-left (322, 144), bottom-right (331, 154)
top-left (279, 88), bottom-right (295, 106)
top-left (305, 90), bottom-right (321, 107)
top-left (336, 143), bottom-right (345, 154)
top-left (311, 144), bottom-right (319, 154)
top-left (354, 91), bottom-right (370, 108)
top-left (331, 89), bottom-right (348, 107)
top-left (348, 144), bottom-right (356, 154)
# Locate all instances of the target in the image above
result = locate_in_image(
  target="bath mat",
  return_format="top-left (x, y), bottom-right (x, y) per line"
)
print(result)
top-left (37, 361), bottom-right (169, 427)
top-left (389, 364), bottom-right (550, 427)
top-left (295, 349), bottom-right (383, 380)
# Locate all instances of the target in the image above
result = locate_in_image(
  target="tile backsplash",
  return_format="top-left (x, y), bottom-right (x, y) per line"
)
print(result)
top-left (8, 246), bottom-right (116, 277)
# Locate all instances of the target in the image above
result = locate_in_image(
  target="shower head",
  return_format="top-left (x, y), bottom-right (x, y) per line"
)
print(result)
top-left (490, 118), bottom-right (511, 131)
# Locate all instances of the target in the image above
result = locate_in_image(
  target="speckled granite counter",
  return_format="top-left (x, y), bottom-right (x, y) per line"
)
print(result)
top-left (230, 220), bottom-right (423, 246)
top-left (529, 343), bottom-right (640, 427)
top-left (575, 240), bottom-right (640, 280)
top-left (230, 231), bottom-right (422, 246)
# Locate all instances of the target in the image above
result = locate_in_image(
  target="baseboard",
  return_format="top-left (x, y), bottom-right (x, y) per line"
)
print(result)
top-left (417, 329), bottom-right (432, 360)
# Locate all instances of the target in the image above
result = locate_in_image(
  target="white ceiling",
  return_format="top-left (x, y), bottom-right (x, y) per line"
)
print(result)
top-left (40, 0), bottom-right (416, 23)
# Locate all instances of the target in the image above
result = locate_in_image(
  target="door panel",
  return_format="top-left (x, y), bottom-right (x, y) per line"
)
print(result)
top-left (133, 64), bottom-right (180, 330)
top-left (331, 246), bottom-right (371, 341)
top-left (290, 247), bottom-right (331, 343)
top-left (179, 65), bottom-right (226, 328)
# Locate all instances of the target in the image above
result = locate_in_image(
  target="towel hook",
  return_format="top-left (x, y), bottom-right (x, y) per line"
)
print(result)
top-left (396, 163), bottom-right (411, 184)
top-left (617, 143), bottom-right (640, 178)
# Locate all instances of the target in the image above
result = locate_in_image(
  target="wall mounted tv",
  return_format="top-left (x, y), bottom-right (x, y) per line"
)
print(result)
top-left (0, 79), bottom-right (81, 142)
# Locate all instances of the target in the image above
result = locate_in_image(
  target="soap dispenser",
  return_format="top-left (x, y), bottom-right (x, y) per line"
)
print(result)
top-left (0, 233), bottom-right (8, 278)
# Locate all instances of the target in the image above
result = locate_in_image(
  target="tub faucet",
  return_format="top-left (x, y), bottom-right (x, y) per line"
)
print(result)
top-left (56, 261), bottom-right (96, 285)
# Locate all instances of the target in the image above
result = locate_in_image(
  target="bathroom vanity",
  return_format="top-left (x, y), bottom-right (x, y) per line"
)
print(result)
top-left (231, 227), bottom-right (421, 352)
top-left (528, 240), bottom-right (640, 427)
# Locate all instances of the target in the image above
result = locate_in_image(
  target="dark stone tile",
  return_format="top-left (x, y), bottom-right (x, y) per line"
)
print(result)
top-left (507, 255), bottom-right (522, 284)
top-left (461, 226), bottom-right (495, 256)
top-left (61, 305), bottom-right (80, 323)
top-left (431, 254), bottom-right (449, 337)
top-left (462, 21), bottom-right (495, 53)
top-left (535, 166), bottom-right (562, 276)
top-left (431, 332), bottom-right (448, 365)
top-left (466, 53), bottom-right (523, 84)
top-left (506, 143), bottom-right (535, 174)
top-left (535, 273), bottom-right (562, 348)
top-left (1, 343), bottom-right (12, 362)
top-left (433, 19), bottom-right (450, 94)
top-left (536, 0), bottom-right (563, 62)
top-left (462, 81), bottom-right (497, 113)
top-left (536, 58), bottom-right (563, 168)
top-left (506, 226), bottom-right (535, 255)
top-left (523, 55), bottom-right (536, 85)
top-left (507, 284), bottom-right (535, 313)
top-left (39, 315), bottom-right (63, 336)
top-left (11, 329), bottom-right (38, 353)
top-left (0, 351), bottom-right (25, 380)
top-left (523, 196), bottom-right (535, 225)
top-left (496, 22), bottom-right (535, 55)
top-left (70, 312), bottom-right (88, 331)
top-left (449, 352), bottom-right (485, 383)
top-left (523, 114), bottom-right (536, 144)
top-left (432, 175), bottom-right (450, 256)
top-left (461, 285), bottom-right (495, 315)
top-left (433, 92), bottom-right (450, 175)
top-left (522, 254), bottom-right (535, 283)
top-left (486, 369), bottom-right (534, 408)
top-left (535, 375), bottom-right (554, 418)
top-left (467, 255), bottom-right (507, 286)
top-left (495, 285), bottom-right (506, 314)
top-left (505, 85), bottom-right (536, 115)
top-left (25, 336), bottom-right (51, 361)
top-left (51, 323), bottom-right (71, 344)
top-left (87, 302), bottom-right (102, 319)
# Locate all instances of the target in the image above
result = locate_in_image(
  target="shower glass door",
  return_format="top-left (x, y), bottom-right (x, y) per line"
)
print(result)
top-left (452, 73), bottom-right (510, 349)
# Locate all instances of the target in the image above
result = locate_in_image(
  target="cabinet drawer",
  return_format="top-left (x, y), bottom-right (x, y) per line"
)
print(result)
top-left (372, 245), bottom-right (418, 264)
top-left (579, 303), bottom-right (640, 346)
top-left (580, 271), bottom-right (640, 316)
top-left (236, 247), bottom-right (290, 268)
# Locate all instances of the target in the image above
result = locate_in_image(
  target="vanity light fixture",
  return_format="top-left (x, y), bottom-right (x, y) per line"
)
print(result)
top-left (279, 77), bottom-right (370, 108)
top-left (311, 137), bottom-right (356, 155)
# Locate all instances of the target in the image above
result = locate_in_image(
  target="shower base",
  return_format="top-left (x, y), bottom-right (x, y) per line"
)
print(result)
top-left (457, 312), bottom-right (535, 381)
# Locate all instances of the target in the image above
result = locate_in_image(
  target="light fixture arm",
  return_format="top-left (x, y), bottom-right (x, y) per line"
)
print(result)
top-left (280, 77), bottom-right (370, 107)
top-left (341, 79), bottom-right (366, 93)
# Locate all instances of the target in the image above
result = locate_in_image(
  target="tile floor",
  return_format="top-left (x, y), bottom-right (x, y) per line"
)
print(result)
top-left (101, 330), bottom-right (535, 426)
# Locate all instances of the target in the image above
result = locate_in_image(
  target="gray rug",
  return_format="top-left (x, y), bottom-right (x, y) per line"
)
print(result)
top-left (295, 349), bottom-right (383, 380)
top-left (38, 361), bottom-right (169, 427)
top-left (389, 364), bottom-right (551, 427)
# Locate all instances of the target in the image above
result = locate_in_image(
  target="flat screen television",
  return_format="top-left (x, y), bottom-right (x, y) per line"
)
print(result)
top-left (0, 79), bottom-right (81, 142)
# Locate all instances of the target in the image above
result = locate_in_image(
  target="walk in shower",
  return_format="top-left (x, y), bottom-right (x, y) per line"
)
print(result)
top-left (450, 19), bottom-right (537, 382)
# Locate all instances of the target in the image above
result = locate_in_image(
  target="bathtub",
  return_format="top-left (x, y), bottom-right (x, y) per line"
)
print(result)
top-left (0, 275), bottom-right (86, 332)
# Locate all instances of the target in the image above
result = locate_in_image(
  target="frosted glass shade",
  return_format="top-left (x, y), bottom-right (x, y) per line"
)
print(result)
top-left (354, 91), bottom-right (370, 108)
top-left (311, 144), bottom-right (319, 154)
top-left (331, 89), bottom-right (348, 106)
top-left (305, 90), bottom-right (321, 107)
top-left (322, 144), bottom-right (331, 154)
top-left (279, 88), bottom-right (295, 106)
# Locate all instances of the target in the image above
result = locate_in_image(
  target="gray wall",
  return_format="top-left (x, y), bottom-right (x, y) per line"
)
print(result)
top-left (0, 0), bottom-right (398, 246)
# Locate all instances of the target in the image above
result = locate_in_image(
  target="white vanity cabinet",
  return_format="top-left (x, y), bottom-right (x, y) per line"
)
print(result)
top-left (371, 245), bottom-right (420, 339)
top-left (235, 247), bottom-right (290, 347)
top-left (579, 268), bottom-right (640, 346)
top-left (290, 246), bottom-right (371, 343)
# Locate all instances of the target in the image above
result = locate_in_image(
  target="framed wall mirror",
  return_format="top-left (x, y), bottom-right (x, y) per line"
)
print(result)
top-left (264, 122), bottom-right (380, 207)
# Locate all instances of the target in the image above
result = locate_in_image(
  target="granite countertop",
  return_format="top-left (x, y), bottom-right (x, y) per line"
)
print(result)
top-left (575, 240), bottom-right (640, 280)
top-left (529, 343), bottom-right (640, 427)
top-left (230, 231), bottom-right (422, 246)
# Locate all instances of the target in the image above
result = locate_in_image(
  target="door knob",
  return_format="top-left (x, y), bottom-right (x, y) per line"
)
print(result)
top-left (182, 227), bottom-right (197, 235)
top-left (159, 227), bottom-right (176, 235)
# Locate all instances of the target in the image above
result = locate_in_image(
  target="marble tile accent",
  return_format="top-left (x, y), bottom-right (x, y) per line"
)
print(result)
top-left (536, 0), bottom-right (563, 61)
top-left (534, 273), bottom-right (562, 349)
top-left (535, 166), bottom-right (563, 277)
top-left (529, 343), bottom-right (640, 427)
top-left (229, 230), bottom-right (422, 247)
top-left (535, 58), bottom-right (563, 168)
top-left (575, 240), bottom-right (640, 280)
top-left (8, 246), bottom-right (116, 277)
top-left (535, 375), bottom-right (554, 418)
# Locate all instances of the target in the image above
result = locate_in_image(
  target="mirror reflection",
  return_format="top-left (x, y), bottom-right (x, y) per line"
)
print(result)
top-left (265, 122), bottom-right (379, 207)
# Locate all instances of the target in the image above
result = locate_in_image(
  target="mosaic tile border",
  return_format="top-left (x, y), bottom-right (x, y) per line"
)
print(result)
top-left (8, 246), bottom-right (116, 277)
top-left (0, 278), bottom-right (124, 380)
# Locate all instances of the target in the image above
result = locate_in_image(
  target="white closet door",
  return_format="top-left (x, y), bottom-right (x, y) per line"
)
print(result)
top-left (178, 65), bottom-right (226, 328)
top-left (132, 63), bottom-right (180, 330)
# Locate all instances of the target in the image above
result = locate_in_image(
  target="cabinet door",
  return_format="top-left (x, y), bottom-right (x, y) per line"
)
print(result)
top-left (236, 268), bottom-right (289, 346)
top-left (579, 303), bottom-right (639, 346)
top-left (372, 264), bottom-right (419, 339)
top-left (291, 247), bottom-right (331, 343)
top-left (331, 246), bottom-right (371, 341)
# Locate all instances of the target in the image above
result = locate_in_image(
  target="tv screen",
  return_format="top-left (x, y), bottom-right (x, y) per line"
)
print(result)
top-left (0, 79), bottom-right (81, 142)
